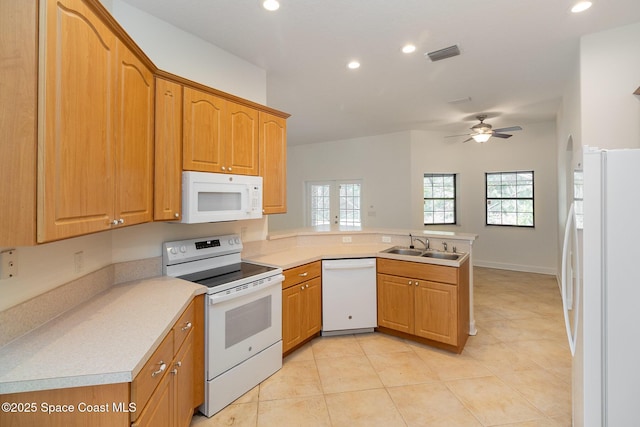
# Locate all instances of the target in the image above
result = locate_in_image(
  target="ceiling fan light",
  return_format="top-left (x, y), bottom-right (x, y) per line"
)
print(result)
top-left (262, 0), bottom-right (280, 11)
top-left (472, 133), bottom-right (491, 143)
top-left (571, 1), bottom-right (592, 13)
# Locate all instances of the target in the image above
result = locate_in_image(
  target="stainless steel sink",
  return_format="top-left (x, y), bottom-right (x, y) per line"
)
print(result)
top-left (381, 246), bottom-right (463, 261)
top-left (385, 248), bottom-right (423, 256)
top-left (421, 251), bottom-right (460, 260)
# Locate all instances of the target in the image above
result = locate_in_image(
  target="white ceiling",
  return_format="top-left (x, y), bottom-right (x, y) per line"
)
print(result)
top-left (120, 0), bottom-right (640, 145)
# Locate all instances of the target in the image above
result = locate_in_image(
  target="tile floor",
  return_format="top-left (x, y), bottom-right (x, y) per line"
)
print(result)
top-left (191, 267), bottom-right (572, 427)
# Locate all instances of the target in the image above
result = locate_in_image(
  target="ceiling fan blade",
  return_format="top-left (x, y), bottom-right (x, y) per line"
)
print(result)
top-left (462, 137), bottom-right (474, 143)
top-left (492, 133), bottom-right (513, 139)
top-left (492, 126), bottom-right (522, 133)
top-left (445, 133), bottom-right (472, 138)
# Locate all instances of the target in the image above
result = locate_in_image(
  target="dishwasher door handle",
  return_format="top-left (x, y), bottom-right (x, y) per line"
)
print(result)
top-left (322, 260), bottom-right (376, 270)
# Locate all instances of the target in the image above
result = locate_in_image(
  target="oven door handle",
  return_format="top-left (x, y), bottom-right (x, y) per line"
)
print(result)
top-left (208, 274), bottom-right (284, 305)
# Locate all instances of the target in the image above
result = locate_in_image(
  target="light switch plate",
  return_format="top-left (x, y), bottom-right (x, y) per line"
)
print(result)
top-left (0, 249), bottom-right (17, 279)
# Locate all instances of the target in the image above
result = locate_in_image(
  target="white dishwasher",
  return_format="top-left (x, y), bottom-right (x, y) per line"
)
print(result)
top-left (322, 258), bottom-right (377, 336)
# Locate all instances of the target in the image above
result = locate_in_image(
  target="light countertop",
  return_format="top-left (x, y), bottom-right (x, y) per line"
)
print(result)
top-left (245, 243), bottom-right (470, 270)
top-left (0, 276), bottom-right (206, 394)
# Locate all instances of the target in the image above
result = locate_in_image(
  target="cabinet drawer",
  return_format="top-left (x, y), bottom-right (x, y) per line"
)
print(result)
top-left (173, 300), bottom-right (195, 354)
top-left (131, 330), bottom-right (174, 421)
top-left (282, 261), bottom-right (321, 289)
top-left (377, 258), bottom-right (458, 285)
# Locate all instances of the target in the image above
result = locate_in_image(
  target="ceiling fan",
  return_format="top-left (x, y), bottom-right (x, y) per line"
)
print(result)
top-left (446, 115), bottom-right (523, 143)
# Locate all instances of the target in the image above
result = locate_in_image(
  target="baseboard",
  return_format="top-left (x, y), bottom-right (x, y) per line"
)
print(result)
top-left (473, 260), bottom-right (556, 276)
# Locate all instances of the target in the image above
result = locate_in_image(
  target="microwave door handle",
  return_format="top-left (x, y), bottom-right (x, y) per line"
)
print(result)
top-left (245, 185), bottom-right (252, 214)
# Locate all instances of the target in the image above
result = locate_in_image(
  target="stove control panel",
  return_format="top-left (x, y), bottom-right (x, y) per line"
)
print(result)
top-left (163, 234), bottom-right (243, 269)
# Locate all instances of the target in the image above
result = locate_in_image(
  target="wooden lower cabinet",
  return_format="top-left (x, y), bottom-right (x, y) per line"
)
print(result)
top-left (377, 258), bottom-right (469, 353)
top-left (282, 262), bottom-right (322, 355)
top-left (0, 296), bottom-right (203, 427)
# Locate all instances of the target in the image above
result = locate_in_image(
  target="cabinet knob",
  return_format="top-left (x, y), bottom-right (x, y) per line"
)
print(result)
top-left (415, 281), bottom-right (419, 286)
top-left (111, 219), bottom-right (118, 225)
top-left (175, 361), bottom-right (182, 368)
top-left (151, 362), bottom-right (166, 377)
top-left (170, 369), bottom-right (178, 375)
top-left (118, 218), bottom-right (124, 224)
top-left (408, 280), bottom-right (412, 285)
top-left (299, 272), bottom-right (308, 277)
top-left (181, 322), bottom-right (192, 331)
top-left (301, 286), bottom-right (304, 290)
top-left (174, 212), bottom-right (179, 218)
top-left (228, 167), bottom-right (232, 171)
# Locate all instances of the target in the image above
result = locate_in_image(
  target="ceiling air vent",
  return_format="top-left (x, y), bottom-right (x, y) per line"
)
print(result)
top-left (425, 45), bottom-right (460, 62)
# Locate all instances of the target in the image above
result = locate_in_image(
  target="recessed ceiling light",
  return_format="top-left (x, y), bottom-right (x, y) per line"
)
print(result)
top-left (347, 61), bottom-right (360, 70)
top-left (402, 44), bottom-right (416, 54)
top-left (262, 0), bottom-right (280, 11)
top-left (571, 1), bottom-right (592, 13)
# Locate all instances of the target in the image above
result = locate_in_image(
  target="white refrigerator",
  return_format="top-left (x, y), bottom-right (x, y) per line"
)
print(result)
top-left (562, 147), bottom-right (640, 426)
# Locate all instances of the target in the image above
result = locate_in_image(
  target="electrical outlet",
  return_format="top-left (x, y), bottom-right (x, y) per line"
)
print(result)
top-left (382, 236), bottom-right (391, 243)
top-left (342, 236), bottom-right (352, 243)
top-left (74, 251), bottom-right (84, 274)
top-left (0, 249), bottom-right (17, 279)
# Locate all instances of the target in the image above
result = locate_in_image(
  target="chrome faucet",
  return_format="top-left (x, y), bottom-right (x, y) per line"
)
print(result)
top-left (409, 234), bottom-right (429, 250)
top-left (442, 242), bottom-right (448, 252)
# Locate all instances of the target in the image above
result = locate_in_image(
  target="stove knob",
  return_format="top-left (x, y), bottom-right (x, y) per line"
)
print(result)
top-left (169, 247), bottom-right (178, 255)
top-left (179, 245), bottom-right (187, 253)
top-left (234, 237), bottom-right (240, 244)
top-left (228, 238), bottom-right (235, 245)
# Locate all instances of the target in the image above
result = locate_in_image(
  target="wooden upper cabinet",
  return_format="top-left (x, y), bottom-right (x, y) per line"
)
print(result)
top-left (154, 78), bottom-right (183, 221)
top-left (259, 112), bottom-right (287, 214)
top-left (38, 0), bottom-right (117, 242)
top-left (183, 87), bottom-right (227, 172)
top-left (182, 87), bottom-right (259, 175)
top-left (114, 41), bottom-right (154, 227)
top-left (227, 102), bottom-right (259, 175)
top-left (0, 0), bottom-right (38, 246)
top-left (38, 0), bottom-right (154, 242)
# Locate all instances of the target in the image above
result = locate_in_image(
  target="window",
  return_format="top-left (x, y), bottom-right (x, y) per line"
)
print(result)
top-left (486, 171), bottom-right (534, 227)
top-left (423, 174), bottom-right (456, 224)
top-left (307, 180), bottom-right (362, 227)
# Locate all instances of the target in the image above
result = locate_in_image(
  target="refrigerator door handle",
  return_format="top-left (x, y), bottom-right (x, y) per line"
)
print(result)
top-left (561, 202), bottom-right (581, 356)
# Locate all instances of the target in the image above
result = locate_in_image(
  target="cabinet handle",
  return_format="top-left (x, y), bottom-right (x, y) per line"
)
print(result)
top-left (175, 361), bottom-right (182, 367)
top-left (181, 322), bottom-right (192, 331)
top-left (151, 362), bottom-right (166, 377)
top-left (298, 272), bottom-right (308, 277)
top-left (170, 369), bottom-right (178, 375)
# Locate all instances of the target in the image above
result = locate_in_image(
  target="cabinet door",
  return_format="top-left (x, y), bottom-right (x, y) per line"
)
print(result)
top-left (154, 78), bottom-right (183, 221)
top-left (414, 281), bottom-right (457, 345)
top-left (174, 331), bottom-right (194, 427)
top-left (376, 274), bottom-right (413, 334)
top-left (282, 285), bottom-right (303, 353)
top-left (227, 102), bottom-right (259, 175)
top-left (183, 88), bottom-right (226, 172)
top-left (302, 277), bottom-right (322, 338)
top-left (38, 0), bottom-right (116, 242)
top-left (259, 112), bottom-right (287, 214)
top-left (114, 40), bottom-right (154, 227)
top-left (132, 371), bottom-right (173, 427)
top-left (0, 0), bottom-right (37, 246)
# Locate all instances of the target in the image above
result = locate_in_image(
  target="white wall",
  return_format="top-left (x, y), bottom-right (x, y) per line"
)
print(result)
top-left (0, 3), bottom-right (268, 312)
top-left (269, 131), bottom-right (413, 230)
top-left (109, 0), bottom-right (267, 104)
top-left (273, 124), bottom-right (559, 274)
top-left (580, 22), bottom-right (640, 150)
top-left (409, 125), bottom-right (558, 274)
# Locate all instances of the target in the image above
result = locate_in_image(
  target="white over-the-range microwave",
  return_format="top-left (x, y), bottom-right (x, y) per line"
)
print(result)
top-left (180, 171), bottom-right (263, 223)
